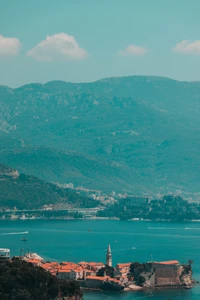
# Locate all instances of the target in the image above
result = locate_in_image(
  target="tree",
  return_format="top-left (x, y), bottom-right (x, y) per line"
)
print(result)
top-left (97, 265), bottom-right (114, 278)
top-left (0, 258), bottom-right (83, 300)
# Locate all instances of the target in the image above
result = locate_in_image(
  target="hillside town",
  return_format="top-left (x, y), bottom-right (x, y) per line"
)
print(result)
top-left (1, 193), bottom-right (200, 222)
top-left (54, 182), bottom-right (200, 205)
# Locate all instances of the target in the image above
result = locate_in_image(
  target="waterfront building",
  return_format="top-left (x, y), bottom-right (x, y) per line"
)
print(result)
top-left (114, 262), bottom-right (132, 278)
top-left (153, 260), bottom-right (182, 286)
top-left (106, 244), bottom-right (112, 267)
top-left (85, 276), bottom-right (107, 288)
top-left (0, 248), bottom-right (10, 261)
top-left (57, 269), bottom-right (71, 280)
top-left (85, 275), bottom-right (121, 288)
top-left (26, 259), bottom-right (42, 267)
top-left (130, 260), bottom-right (182, 287)
top-left (78, 261), bottom-right (104, 272)
top-left (123, 196), bottom-right (150, 205)
top-left (57, 268), bottom-right (84, 280)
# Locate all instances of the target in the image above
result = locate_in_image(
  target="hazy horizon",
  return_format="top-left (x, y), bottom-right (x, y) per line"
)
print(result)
top-left (2, 74), bottom-right (200, 89)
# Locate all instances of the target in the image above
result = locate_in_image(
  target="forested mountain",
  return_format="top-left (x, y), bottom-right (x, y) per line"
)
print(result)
top-left (0, 163), bottom-right (98, 209)
top-left (1, 75), bottom-right (200, 194)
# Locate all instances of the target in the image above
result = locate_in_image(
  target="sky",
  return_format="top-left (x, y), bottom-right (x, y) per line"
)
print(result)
top-left (1, 0), bottom-right (200, 87)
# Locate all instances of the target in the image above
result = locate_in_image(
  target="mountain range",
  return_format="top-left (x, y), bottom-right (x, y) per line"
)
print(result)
top-left (1, 75), bottom-right (200, 194)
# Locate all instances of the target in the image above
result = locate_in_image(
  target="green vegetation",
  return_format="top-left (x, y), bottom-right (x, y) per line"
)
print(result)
top-left (129, 262), bottom-right (151, 286)
top-left (0, 258), bottom-right (83, 300)
top-left (97, 195), bottom-right (200, 221)
top-left (100, 281), bottom-right (124, 291)
top-left (0, 163), bottom-right (100, 209)
top-left (97, 265), bottom-right (115, 278)
top-left (1, 76), bottom-right (200, 193)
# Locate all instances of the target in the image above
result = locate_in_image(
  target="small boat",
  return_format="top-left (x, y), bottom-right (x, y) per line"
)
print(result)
top-left (21, 237), bottom-right (27, 242)
top-left (185, 285), bottom-right (192, 289)
top-left (88, 229), bottom-right (92, 232)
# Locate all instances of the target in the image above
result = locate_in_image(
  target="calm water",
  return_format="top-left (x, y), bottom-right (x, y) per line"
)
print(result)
top-left (0, 219), bottom-right (200, 299)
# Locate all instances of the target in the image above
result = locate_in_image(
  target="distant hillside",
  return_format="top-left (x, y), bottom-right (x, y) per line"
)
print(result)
top-left (0, 163), bottom-right (99, 209)
top-left (1, 75), bottom-right (200, 194)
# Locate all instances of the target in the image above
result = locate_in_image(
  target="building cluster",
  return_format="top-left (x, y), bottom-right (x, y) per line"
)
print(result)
top-left (53, 181), bottom-right (150, 206)
top-left (22, 245), bottom-right (191, 290)
top-left (24, 259), bottom-right (123, 289)
top-left (54, 180), bottom-right (200, 205)
top-left (22, 245), bottom-right (131, 289)
top-left (0, 247), bottom-right (192, 290)
top-left (23, 245), bottom-right (123, 289)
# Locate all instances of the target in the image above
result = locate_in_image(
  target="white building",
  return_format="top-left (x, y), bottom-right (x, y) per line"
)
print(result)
top-left (0, 248), bottom-right (10, 260)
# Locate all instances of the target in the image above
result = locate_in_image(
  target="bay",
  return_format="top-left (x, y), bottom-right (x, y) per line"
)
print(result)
top-left (0, 219), bottom-right (200, 299)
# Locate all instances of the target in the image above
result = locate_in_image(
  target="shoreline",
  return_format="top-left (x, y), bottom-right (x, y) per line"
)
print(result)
top-left (1, 217), bottom-right (200, 223)
top-left (81, 284), bottom-right (193, 293)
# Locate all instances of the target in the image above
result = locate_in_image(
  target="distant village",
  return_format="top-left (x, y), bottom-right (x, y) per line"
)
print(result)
top-left (1, 185), bottom-right (200, 221)
top-left (0, 246), bottom-right (193, 292)
top-left (54, 182), bottom-right (200, 205)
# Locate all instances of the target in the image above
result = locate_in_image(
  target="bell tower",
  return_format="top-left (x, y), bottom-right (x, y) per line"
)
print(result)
top-left (106, 244), bottom-right (112, 267)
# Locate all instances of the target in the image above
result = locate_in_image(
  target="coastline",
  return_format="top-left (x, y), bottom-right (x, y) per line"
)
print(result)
top-left (0, 219), bottom-right (196, 297)
top-left (1, 216), bottom-right (200, 222)
top-left (81, 284), bottom-right (193, 293)
top-left (20, 252), bottom-right (193, 293)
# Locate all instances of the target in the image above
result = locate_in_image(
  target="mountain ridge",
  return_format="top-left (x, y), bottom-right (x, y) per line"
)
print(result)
top-left (1, 75), bottom-right (200, 194)
top-left (1, 75), bottom-right (197, 90)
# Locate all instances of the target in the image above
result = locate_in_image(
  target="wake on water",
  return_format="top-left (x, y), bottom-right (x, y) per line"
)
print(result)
top-left (148, 227), bottom-right (200, 230)
top-left (0, 231), bottom-right (28, 235)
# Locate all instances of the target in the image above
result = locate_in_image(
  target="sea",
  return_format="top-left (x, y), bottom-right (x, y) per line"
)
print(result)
top-left (0, 219), bottom-right (200, 300)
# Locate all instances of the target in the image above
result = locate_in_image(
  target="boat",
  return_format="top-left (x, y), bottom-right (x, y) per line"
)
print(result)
top-left (88, 229), bottom-right (92, 232)
top-left (21, 237), bottom-right (27, 242)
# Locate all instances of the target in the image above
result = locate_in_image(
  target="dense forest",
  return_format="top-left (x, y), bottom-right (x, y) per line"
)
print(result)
top-left (0, 258), bottom-right (83, 300)
top-left (97, 195), bottom-right (200, 221)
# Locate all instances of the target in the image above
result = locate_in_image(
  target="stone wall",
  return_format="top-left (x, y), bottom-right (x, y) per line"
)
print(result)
top-left (153, 263), bottom-right (181, 286)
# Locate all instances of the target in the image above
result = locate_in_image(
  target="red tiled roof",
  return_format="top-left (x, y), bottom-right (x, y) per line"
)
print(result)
top-left (42, 264), bottom-right (52, 269)
top-left (26, 259), bottom-right (40, 263)
top-left (86, 276), bottom-right (120, 283)
top-left (117, 263), bottom-right (131, 268)
top-left (86, 276), bottom-right (107, 281)
top-left (58, 269), bottom-right (71, 273)
top-left (156, 260), bottom-right (180, 265)
top-left (60, 266), bottom-right (72, 270)
top-left (61, 262), bottom-right (77, 266)
top-left (87, 262), bottom-right (104, 266)
top-left (85, 270), bottom-right (94, 273)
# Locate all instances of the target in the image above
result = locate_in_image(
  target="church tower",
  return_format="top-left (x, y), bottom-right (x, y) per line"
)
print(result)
top-left (106, 244), bottom-right (112, 267)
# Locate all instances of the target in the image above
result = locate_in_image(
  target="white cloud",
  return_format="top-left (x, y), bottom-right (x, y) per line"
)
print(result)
top-left (173, 40), bottom-right (200, 55)
top-left (0, 34), bottom-right (21, 56)
top-left (118, 44), bottom-right (148, 57)
top-left (27, 33), bottom-right (88, 61)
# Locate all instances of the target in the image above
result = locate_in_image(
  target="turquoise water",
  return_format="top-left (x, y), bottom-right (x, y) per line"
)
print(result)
top-left (0, 220), bottom-right (200, 299)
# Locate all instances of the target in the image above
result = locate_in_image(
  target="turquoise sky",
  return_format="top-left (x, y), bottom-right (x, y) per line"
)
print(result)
top-left (1, 0), bottom-right (200, 87)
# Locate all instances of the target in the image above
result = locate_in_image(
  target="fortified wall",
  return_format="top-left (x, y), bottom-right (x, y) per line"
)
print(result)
top-left (130, 260), bottom-right (191, 287)
top-left (153, 261), bottom-right (181, 286)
